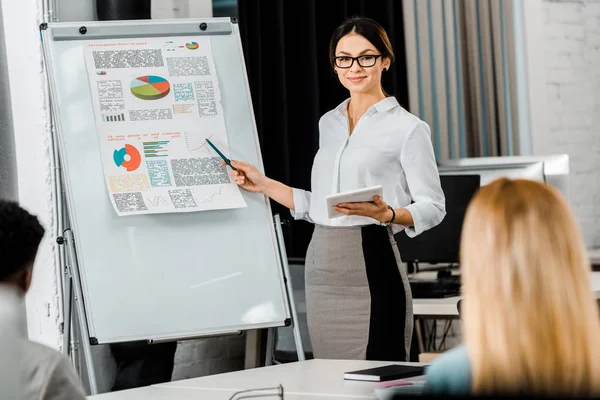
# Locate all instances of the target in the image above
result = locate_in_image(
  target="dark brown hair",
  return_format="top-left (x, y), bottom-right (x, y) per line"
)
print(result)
top-left (328, 16), bottom-right (395, 70)
top-left (0, 199), bottom-right (44, 281)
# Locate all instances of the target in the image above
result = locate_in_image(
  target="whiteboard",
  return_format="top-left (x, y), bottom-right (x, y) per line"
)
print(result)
top-left (41, 18), bottom-right (290, 344)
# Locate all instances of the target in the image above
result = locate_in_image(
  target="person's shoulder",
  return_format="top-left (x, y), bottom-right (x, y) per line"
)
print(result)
top-left (427, 344), bottom-right (469, 371)
top-left (319, 108), bottom-right (339, 124)
top-left (21, 339), bottom-right (64, 368)
top-left (21, 339), bottom-right (86, 400)
top-left (389, 105), bottom-right (428, 131)
top-left (423, 345), bottom-right (471, 396)
top-left (320, 98), bottom-right (349, 124)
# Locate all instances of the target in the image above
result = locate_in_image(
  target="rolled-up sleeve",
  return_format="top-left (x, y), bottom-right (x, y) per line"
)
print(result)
top-left (399, 122), bottom-right (446, 237)
top-left (290, 188), bottom-right (313, 223)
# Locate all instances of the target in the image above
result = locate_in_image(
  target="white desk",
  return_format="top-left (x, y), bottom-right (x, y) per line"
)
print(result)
top-left (413, 296), bottom-right (461, 317)
top-left (412, 271), bottom-right (600, 317)
top-left (285, 259), bottom-right (600, 319)
top-left (158, 359), bottom-right (424, 398)
top-left (89, 387), bottom-right (201, 400)
top-left (88, 386), bottom-right (356, 400)
top-left (88, 359), bottom-right (425, 399)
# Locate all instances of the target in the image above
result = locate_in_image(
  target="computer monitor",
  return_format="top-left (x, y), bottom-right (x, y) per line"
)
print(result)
top-left (396, 174), bottom-right (481, 265)
top-left (437, 154), bottom-right (570, 203)
top-left (438, 161), bottom-right (545, 185)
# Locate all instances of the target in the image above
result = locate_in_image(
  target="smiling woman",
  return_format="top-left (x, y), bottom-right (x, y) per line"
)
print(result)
top-left (227, 16), bottom-right (445, 361)
top-left (329, 18), bottom-right (394, 105)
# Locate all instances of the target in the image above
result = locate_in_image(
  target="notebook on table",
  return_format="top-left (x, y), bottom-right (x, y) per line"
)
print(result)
top-left (343, 364), bottom-right (425, 382)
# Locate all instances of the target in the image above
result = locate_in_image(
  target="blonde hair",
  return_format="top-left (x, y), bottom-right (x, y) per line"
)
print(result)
top-left (461, 178), bottom-right (600, 396)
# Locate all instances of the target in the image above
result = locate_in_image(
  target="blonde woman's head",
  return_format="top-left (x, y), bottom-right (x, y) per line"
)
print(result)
top-left (460, 178), bottom-right (600, 396)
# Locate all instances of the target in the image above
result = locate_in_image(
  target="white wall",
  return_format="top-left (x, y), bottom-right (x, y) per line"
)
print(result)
top-left (152, 0), bottom-right (213, 19)
top-left (525, 0), bottom-right (600, 248)
top-left (57, 0), bottom-right (95, 21)
top-left (1, 0), bottom-right (244, 393)
top-left (0, 0), bottom-right (62, 351)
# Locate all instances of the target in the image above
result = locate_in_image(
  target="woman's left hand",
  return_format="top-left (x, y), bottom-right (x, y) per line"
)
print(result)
top-left (332, 195), bottom-right (392, 223)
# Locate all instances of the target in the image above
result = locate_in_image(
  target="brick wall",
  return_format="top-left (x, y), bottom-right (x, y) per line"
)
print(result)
top-left (540, 0), bottom-right (600, 248)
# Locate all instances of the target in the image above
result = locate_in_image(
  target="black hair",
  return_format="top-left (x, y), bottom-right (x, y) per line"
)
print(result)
top-left (0, 199), bottom-right (45, 281)
top-left (328, 16), bottom-right (395, 70)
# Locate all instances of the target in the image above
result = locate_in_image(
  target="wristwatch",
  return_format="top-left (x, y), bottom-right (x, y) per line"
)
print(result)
top-left (380, 205), bottom-right (396, 227)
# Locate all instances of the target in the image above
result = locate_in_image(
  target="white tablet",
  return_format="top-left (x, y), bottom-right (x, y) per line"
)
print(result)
top-left (326, 185), bottom-right (383, 219)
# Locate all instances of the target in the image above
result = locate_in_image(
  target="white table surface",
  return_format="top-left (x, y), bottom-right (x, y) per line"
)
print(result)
top-left (88, 386), bottom-right (358, 400)
top-left (89, 387), bottom-right (196, 400)
top-left (412, 271), bottom-right (600, 317)
top-left (156, 359), bottom-right (425, 398)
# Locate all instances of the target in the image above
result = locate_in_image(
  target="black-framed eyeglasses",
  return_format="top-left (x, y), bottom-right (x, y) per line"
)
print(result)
top-left (333, 54), bottom-right (382, 68)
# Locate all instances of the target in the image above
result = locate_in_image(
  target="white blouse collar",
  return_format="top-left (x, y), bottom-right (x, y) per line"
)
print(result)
top-left (334, 96), bottom-right (400, 117)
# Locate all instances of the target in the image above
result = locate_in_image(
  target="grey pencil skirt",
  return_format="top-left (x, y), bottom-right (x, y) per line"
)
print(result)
top-left (305, 224), bottom-right (413, 361)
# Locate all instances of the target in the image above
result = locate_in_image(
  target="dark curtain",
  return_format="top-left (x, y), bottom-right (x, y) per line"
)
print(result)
top-left (96, 0), bottom-right (151, 20)
top-left (238, 0), bottom-right (409, 259)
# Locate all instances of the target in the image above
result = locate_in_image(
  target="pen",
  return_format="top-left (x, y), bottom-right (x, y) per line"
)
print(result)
top-left (206, 139), bottom-right (237, 171)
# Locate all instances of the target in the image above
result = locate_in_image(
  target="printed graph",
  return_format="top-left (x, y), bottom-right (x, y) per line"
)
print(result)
top-left (145, 196), bottom-right (170, 207)
top-left (186, 42), bottom-right (199, 50)
top-left (143, 141), bottom-right (169, 158)
top-left (113, 144), bottom-right (141, 172)
top-left (104, 113), bottom-right (125, 122)
top-left (130, 76), bottom-right (171, 100)
top-left (199, 186), bottom-right (225, 204)
top-left (163, 40), bottom-right (176, 52)
top-left (184, 132), bottom-right (213, 154)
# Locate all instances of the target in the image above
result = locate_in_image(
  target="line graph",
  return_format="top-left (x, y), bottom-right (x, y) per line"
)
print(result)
top-left (199, 186), bottom-right (225, 204)
top-left (184, 131), bottom-right (214, 153)
top-left (146, 196), bottom-right (170, 207)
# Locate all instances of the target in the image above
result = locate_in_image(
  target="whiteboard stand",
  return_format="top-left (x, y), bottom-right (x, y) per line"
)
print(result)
top-left (269, 214), bottom-right (306, 365)
top-left (61, 228), bottom-right (100, 394)
top-left (42, 18), bottom-right (306, 394)
top-left (61, 256), bottom-right (72, 355)
top-left (265, 328), bottom-right (276, 366)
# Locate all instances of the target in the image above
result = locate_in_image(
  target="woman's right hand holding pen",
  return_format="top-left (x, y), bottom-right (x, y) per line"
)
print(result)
top-left (223, 160), bottom-right (269, 193)
top-left (223, 160), bottom-right (295, 210)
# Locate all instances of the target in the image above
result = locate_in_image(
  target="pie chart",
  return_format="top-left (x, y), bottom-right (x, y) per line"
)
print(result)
top-left (130, 76), bottom-right (171, 100)
top-left (113, 144), bottom-right (141, 172)
top-left (186, 42), bottom-right (199, 50)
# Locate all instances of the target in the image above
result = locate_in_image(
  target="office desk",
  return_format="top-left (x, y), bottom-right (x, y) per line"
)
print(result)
top-left (89, 386), bottom-right (358, 400)
top-left (412, 271), bottom-right (600, 317)
top-left (413, 296), bottom-right (461, 317)
top-left (411, 271), bottom-right (600, 355)
top-left (410, 270), bottom-right (460, 317)
top-left (288, 255), bottom-right (600, 319)
top-left (158, 359), bottom-right (425, 398)
top-left (89, 359), bottom-right (425, 399)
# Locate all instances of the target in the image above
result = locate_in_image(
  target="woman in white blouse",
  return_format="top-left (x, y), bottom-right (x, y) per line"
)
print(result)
top-left (228, 16), bottom-right (445, 361)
